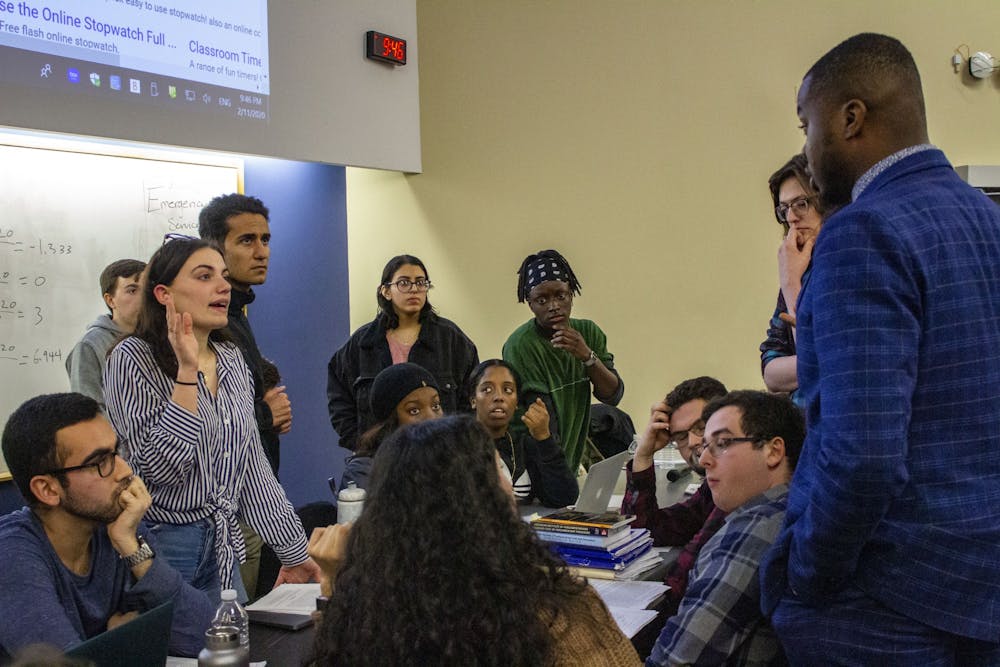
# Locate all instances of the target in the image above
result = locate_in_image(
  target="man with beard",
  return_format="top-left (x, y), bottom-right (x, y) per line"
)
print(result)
top-left (621, 376), bottom-right (727, 613)
top-left (760, 33), bottom-right (1000, 663)
top-left (0, 393), bottom-right (214, 659)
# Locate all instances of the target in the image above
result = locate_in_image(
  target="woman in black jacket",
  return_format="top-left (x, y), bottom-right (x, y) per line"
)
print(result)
top-left (326, 254), bottom-right (478, 451)
top-left (469, 359), bottom-right (579, 508)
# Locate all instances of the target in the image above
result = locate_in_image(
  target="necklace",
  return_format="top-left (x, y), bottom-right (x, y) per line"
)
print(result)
top-left (388, 327), bottom-right (419, 346)
top-left (502, 432), bottom-right (517, 476)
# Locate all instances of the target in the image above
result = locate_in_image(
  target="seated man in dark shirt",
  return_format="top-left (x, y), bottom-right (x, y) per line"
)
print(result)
top-left (0, 393), bottom-right (214, 660)
top-left (621, 376), bottom-right (727, 610)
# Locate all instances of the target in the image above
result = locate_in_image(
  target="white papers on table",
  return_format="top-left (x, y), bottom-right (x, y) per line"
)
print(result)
top-left (589, 579), bottom-right (669, 638)
top-left (607, 606), bottom-right (661, 638)
top-left (589, 579), bottom-right (668, 609)
top-left (246, 583), bottom-right (323, 614)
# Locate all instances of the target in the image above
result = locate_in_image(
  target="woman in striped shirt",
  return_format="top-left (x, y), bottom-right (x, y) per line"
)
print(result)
top-left (104, 237), bottom-right (317, 601)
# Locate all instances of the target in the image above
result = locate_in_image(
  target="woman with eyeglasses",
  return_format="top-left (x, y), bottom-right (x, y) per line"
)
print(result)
top-left (468, 359), bottom-right (578, 508)
top-left (104, 237), bottom-right (318, 601)
top-left (503, 249), bottom-right (623, 473)
top-left (759, 154), bottom-right (825, 405)
top-left (326, 254), bottom-right (478, 452)
top-left (307, 416), bottom-right (641, 666)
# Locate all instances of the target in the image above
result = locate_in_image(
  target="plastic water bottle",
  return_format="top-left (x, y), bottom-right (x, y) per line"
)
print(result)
top-left (211, 589), bottom-right (249, 651)
top-left (198, 626), bottom-right (249, 667)
top-left (338, 481), bottom-right (366, 524)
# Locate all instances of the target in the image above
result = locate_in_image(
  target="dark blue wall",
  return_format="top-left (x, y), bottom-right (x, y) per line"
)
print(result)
top-left (243, 156), bottom-right (350, 508)
top-left (0, 155), bottom-right (350, 515)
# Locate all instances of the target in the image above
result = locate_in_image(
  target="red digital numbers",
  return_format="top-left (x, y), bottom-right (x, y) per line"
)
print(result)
top-left (382, 37), bottom-right (405, 62)
top-left (367, 30), bottom-right (406, 65)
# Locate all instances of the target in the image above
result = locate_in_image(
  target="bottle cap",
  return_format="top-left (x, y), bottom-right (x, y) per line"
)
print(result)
top-left (338, 481), bottom-right (366, 502)
top-left (220, 589), bottom-right (237, 601)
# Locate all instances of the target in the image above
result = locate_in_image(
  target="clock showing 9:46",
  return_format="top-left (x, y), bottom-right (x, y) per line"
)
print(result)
top-left (365, 31), bottom-right (407, 66)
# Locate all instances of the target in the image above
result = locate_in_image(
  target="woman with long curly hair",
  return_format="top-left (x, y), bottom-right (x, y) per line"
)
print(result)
top-left (308, 416), bottom-right (640, 666)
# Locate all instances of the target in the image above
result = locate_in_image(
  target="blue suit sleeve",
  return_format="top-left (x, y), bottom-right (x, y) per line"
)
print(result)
top-left (787, 212), bottom-right (918, 600)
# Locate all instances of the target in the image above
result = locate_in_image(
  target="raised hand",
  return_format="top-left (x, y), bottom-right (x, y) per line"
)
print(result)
top-left (521, 398), bottom-right (551, 441)
top-left (550, 323), bottom-right (591, 362)
top-left (632, 400), bottom-right (673, 473)
top-left (164, 294), bottom-right (199, 375)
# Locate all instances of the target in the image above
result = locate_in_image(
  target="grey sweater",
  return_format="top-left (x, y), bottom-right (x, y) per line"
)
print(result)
top-left (65, 314), bottom-right (124, 412)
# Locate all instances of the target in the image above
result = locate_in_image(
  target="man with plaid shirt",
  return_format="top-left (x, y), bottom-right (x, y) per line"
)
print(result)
top-left (647, 391), bottom-right (803, 666)
top-left (621, 376), bottom-right (727, 612)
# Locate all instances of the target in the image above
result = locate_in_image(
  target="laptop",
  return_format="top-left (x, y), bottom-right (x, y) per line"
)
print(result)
top-left (574, 450), bottom-right (630, 513)
top-left (66, 599), bottom-right (173, 666)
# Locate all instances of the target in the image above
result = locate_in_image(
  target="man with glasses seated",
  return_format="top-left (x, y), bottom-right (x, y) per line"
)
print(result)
top-left (621, 376), bottom-right (727, 613)
top-left (646, 390), bottom-right (803, 666)
top-left (0, 393), bottom-right (214, 660)
top-left (503, 249), bottom-right (623, 472)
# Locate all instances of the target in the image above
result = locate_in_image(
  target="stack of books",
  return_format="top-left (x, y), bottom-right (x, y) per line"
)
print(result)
top-left (531, 510), bottom-right (660, 580)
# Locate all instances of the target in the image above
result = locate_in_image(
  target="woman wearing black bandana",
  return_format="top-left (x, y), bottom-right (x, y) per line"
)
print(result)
top-left (502, 250), bottom-right (624, 472)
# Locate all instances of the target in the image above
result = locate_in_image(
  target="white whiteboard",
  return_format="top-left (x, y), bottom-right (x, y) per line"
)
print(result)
top-left (0, 134), bottom-right (241, 479)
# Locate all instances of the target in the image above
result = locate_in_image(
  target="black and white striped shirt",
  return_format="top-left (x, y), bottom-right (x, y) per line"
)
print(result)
top-left (104, 337), bottom-right (308, 589)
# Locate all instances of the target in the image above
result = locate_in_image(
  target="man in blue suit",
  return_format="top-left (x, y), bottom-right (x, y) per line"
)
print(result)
top-left (760, 33), bottom-right (1000, 664)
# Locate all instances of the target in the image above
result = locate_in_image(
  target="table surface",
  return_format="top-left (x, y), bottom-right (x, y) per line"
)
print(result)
top-left (248, 505), bottom-right (679, 665)
top-left (250, 619), bottom-right (315, 665)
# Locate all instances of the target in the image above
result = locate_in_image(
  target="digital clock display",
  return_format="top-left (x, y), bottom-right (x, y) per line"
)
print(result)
top-left (365, 30), bottom-right (407, 66)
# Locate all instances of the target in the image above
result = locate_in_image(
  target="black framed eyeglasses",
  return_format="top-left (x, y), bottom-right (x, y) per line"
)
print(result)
top-left (668, 421), bottom-right (705, 449)
top-left (691, 436), bottom-right (763, 459)
top-left (386, 278), bottom-right (433, 292)
top-left (775, 196), bottom-right (816, 224)
top-left (43, 444), bottom-right (120, 478)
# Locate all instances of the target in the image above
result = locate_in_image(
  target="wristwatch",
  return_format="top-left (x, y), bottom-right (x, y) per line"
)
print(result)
top-left (583, 350), bottom-right (599, 367)
top-left (121, 536), bottom-right (155, 568)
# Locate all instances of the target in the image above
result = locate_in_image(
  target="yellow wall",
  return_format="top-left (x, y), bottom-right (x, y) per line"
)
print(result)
top-left (346, 1), bottom-right (1000, 425)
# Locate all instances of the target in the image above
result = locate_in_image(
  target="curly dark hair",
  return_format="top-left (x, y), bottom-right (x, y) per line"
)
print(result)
top-left (665, 376), bottom-right (728, 410)
top-left (311, 416), bottom-right (593, 666)
top-left (197, 193), bottom-right (269, 246)
top-left (129, 237), bottom-right (229, 378)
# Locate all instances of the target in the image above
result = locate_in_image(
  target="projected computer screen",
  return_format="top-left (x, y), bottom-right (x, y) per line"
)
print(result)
top-left (0, 0), bottom-right (269, 123)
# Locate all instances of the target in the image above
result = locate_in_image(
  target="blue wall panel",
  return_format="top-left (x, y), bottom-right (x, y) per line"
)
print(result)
top-left (243, 156), bottom-right (350, 508)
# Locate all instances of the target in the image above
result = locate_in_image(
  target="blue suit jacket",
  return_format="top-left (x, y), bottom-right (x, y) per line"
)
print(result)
top-left (760, 149), bottom-right (1000, 641)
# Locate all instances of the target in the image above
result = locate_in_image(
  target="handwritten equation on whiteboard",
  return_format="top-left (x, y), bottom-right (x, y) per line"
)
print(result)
top-left (0, 232), bottom-right (65, 368)
top-left (0, 139), bottom-right (241, 479)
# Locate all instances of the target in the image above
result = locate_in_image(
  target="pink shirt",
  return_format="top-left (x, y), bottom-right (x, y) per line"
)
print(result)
top-left (387, 334), bottom-right (414, 364)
